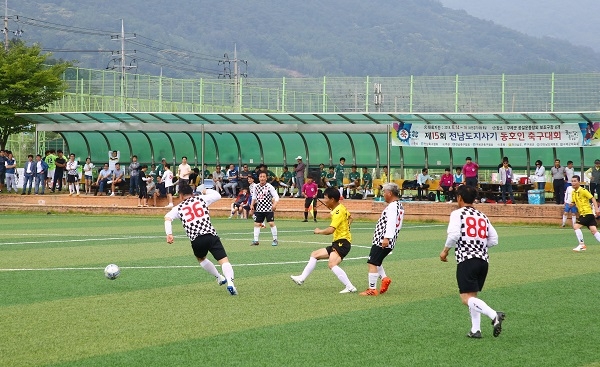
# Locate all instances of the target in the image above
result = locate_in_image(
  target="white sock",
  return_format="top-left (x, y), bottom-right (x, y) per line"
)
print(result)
top-left (300, 257), bottom-right (318, 280)
top-left (339, 188), bottom-right (343, 197)
top-left (199, 259), bottom-right (220, 278)
top-left (221, 262), bottom-right (235, 286)
top-left (469, 307), bottom-right (481, 333)
top-left (562, 214), bottom-right (567, 226)
top-left (75, 184), bottom-right (79, 194)
top-left (69, 183), bottom-right (74, 194)
top-left (253, 226), bottom-right (261, 241)
top-left (594, 232), bottom-right (600, 243)
top-left (331, 265), bottom-right (353, 288)
top-left (575, 228), bottom-right (585, 244)
top-left (467, 297), bottom-right (497, 321)
top-left (377, 265), bottom-right (387, 279)
top-left (572, 216), bottom-right (576, 226)
top-left (270, 225), bottom-right (278, 240)
top-left (368, 273), bottom-right (378, 289)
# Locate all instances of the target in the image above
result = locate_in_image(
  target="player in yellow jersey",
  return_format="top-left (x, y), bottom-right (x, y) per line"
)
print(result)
top-left (570, 175), bottom-right (600, 252)
top-left (290, 187), bottom-right (357, 293)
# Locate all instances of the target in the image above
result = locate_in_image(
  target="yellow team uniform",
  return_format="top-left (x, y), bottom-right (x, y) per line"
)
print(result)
top-left (329, 203), bottom-right (352, 242)
top-left (572, 187), bottom-right (594, 216)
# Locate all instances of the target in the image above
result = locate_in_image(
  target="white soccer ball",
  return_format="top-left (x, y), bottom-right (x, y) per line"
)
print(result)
top-left (104, 264), bottom-right (120, 280)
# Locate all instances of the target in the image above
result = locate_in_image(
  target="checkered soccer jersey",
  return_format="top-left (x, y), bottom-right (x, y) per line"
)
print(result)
top-left (251, 183), bottom-right (279, 212)
top-left (372, 200), bottom-right (404, 249)
top-left (445, 206), bottom-right (498, 264)
top-left (165, 189), bottom-right (221, 241)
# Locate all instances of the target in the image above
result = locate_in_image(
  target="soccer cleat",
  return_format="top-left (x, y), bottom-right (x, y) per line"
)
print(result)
top-left (561, 224), bottom-right (566, 228)
top-left (302, 219), bottom-right (308, 222)
top-left (250, 241), bottom-right (260, 246)
top-left (359, 288), bottom-right (379, 296)
top-left (217, 275), bottom-right (227, 286)
top-left (380, 277), bottom-right (392, 294)
top-left (109, 192), bottom-right (115, 197)
top-left (339, 286), bottom-right (357, 294)
top-left (290, 275), bottom-right (304, 285)
top-left (271, 239), bottom-right (278, 246)
top-left (227, 285), bottom-right (238, 295)
top-left (467, 330), bottom-right (482, 339)
top-left (573, 244), bottom-right (587, 252)
top-left (492, 311), bottom-right (505, 337)
top-left (165, 203), bottom-right (174, 208)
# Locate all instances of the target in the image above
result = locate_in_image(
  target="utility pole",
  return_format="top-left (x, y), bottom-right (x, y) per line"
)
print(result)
top-left (110, 19), bottom-right (137, 112)
top-left (4, 0), bottom-right (9, 51)
top-left (218, 43), bottom-right (247, 112)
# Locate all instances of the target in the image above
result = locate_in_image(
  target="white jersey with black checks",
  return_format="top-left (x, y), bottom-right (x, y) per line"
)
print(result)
top-left (251, 183), bottom-right (279, 212)
top-left (165, 189), bottom-right (221, 241)
top-left (444, 206), bottom-right (499, 264)
top-left (372, 200), bottom-right (404, 249)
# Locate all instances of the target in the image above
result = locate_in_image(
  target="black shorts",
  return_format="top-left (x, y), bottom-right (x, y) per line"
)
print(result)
top-left (138, 186), bottom-right (148, 199)
top-left (190, 234), bottom-right (228, 261)
top-left (304, 197), bottom-right (316, 209)
top-left (326, 239), bottom-right (352, 259)
top-left (367, 245), bottom-right (393, 266)
top-left (456, 258), bottom-right (489, 294)
top-left (254, 211), bottom-right (274, 223)
top-left (67, 174), bottom-right (78, 183)
top-left (576, 214), bottom-right (598, 228)
top-left (166, 186), bottom-right (175, 195)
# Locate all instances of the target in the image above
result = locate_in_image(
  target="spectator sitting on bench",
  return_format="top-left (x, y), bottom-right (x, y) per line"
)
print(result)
top-left (96, 163), bottom-right (112, 196)
top-left (416, 167), bottom-right (432, 201)
top-left (110, 163), bottom-right (125, 196)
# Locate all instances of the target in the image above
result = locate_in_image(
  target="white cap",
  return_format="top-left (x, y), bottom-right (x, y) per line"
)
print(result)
top-left (296, 156), bottom-right (302, 160)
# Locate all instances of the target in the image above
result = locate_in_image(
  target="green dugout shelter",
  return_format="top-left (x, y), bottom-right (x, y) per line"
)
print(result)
top-left (17, 111), bottom-right (600, 176)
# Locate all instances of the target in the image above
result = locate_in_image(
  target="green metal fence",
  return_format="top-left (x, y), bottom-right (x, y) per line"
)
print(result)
top-left (50, 67), bottom-right (600, 114)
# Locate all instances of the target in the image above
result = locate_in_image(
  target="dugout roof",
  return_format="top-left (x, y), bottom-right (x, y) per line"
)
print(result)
top-left (17, 111), bottom-right (600, 173)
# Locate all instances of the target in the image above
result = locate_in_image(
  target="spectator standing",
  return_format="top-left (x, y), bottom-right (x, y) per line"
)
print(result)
top-left (22, 154), bottom-right (35, 195)
top-left (248, 171), bottom-right (279, 246)
top-left (223, 163), bottom-right (239, 198)
top-left (110, 163), bottom-right (125, 196)
top-left (319, 163), bottom-right (327, 188)
top-left (335, 157), bottom-right (346, 197)
top-left (52, 150), bottom-right (66, 192)
top-left (83, 157), bottom-right (95, 195)
top-left (96, 163), bottom-right (112, 196)
top-left (301, 176), bottom-right (319, 222)
top-left (66, 153), bottom-right (80, 196)
top-left (551, 159), bottom-right (566, 204)
top-left (534, 160), bottom-right (546, 191)
top-left (34, 154), bottom-right (48, 195)
top-left (137, 165), bottom-right (150, 207)
top-left (128, 155), bottom-right (140, 196)
top-left (585, 159), bottom-right (600, 199)
top-left (290, 187), bottom-right (357, 294)
top-left (4, 151), bottom-right (17, 193)
top-left (239, 164), bottom-right (251, 190)
top-left (462, 157), bottom-right (479, 189)
top-left (360, 182), bottom-right (404, 296)
top-left (440, 185), bottom-right (505, 339)
top-left (0, 149), bottom-right (6, 192)
top-left (108, 150), bottom-right (120, 172)
top-left (164, 185), bottom-right (238, 296)
top-left (416, 168), bottom-right (432, 200)
top-left (564, 161), bottom-right (575, 188)
top-left (294, 156), bottom-right (306, 198)
top-left (498, 160), bottom-right (514, 204)
top-left (177, 156), bottom-right (192, 195)
top-left (162, 163), bottom-right (175, 208)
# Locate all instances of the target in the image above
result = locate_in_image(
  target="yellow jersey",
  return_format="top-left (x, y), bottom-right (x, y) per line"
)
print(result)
top-left (329, 203), bottom-right (352, 242)
top-left (572, 186), bottom-right (594, 216)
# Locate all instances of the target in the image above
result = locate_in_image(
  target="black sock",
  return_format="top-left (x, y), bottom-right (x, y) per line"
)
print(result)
top-left (304, 212), bottom-right (308, 219)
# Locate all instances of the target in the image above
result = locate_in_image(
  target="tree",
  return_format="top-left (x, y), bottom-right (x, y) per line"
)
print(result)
top-left (0, 40), bottom-right (70, 150)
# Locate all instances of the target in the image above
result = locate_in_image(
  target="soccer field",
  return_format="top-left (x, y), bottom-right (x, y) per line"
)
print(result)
top-left (1, 213), bottom-right (599, 367)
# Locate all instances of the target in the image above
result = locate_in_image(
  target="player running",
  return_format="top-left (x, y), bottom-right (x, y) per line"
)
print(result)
top-left (570, 175), bottom-right (600, 252)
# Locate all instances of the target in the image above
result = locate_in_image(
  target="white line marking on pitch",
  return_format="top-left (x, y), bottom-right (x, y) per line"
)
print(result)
top-left (0, 256), bottom-right (369, 272)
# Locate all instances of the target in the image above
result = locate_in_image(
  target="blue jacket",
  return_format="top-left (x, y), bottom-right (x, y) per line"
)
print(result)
top-left (23, 160), bottom-right (36, 175)
top-left (35, 159), bottom-right (49, 174)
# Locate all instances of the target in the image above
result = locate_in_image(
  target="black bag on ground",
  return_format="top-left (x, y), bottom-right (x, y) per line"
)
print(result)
top-left (427, 192), bottom-right (436, 201)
